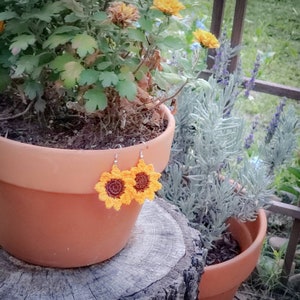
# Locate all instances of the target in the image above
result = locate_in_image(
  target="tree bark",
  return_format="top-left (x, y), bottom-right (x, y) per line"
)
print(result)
top-left (0, 198), bottom-right (205, 300)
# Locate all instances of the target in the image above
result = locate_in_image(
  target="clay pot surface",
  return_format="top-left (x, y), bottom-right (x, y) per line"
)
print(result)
top-left (198, 209), bottom-right (267, 300)
top-left (0, 105), bottom-right (175, 268)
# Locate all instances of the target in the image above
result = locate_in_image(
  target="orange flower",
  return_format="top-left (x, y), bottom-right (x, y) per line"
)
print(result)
top-left (193, 29), bottom-right (220, 49)
top-left (107, 1), bottom-right (140, 28)
top-left (152, 0), bottom-right (186, 17)
top-left (0, 21), bottom-right (5, 33)
top-left (130, 159), bottom-right (162, 204)
top-left (95, 165), bottom-right (135, 210)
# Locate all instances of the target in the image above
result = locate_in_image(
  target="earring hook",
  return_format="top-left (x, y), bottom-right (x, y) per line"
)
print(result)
top-left (139, 149), bottom-right (144, 159)
top-left (114, 153), bottom-right (118, 164)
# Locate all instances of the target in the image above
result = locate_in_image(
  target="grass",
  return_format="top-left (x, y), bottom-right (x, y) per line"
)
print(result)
top-left (198, 0), bottom-right (300, 87)
top-left (188, 1), bottom-right (300, 299)
top-left (242, 0), bottom-right (300, 87)
top-left (192, 0), bottom-right (300, 129)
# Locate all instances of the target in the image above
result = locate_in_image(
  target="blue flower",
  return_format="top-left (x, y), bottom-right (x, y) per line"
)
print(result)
top-left (190, 42), bottom-right (201, 51)
top-left (196, 19), bottom-right (207, 30)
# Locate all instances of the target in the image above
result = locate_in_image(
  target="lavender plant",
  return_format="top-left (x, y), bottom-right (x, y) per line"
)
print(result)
top-left (244, 116), bottom-right (259, 149)
top-left (159, 47), bottom-right (299, 252)
top-left (160, 76), bottom-right (272, 249)
top-left (244, 53), bottom-right (261, 98)
top-left (260, 101), bottom-right (299, 175)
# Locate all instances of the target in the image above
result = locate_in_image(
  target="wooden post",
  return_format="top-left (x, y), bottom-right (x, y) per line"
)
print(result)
top-left (280, 219), bottom-right (300, 284)
top-left (268, 198), bottom-right (300, 283)
top-left (228, 0), bottom-right (248, 73)
top-left (207, 0), bottom-right (226, 69)
top-left (0, 198), bottom-right (205, 300)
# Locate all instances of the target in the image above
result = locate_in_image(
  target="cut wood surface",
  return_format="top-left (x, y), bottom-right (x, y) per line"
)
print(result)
top-left (0, 198), bottom-right (205, 300)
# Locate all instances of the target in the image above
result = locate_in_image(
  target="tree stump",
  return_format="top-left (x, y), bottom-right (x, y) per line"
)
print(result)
top-left (0, 198), bottom-right (205, 300)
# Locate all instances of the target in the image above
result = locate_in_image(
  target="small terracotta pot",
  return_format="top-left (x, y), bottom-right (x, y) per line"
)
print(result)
top-left (0, 105), bottom-right (175, 268)
top-left (198, 209), bottom-right (267, 300)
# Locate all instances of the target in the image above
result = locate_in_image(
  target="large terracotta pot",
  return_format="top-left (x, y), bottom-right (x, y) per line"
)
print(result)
top-left (198, 209), bottom-right (267, 300)
top-left (0, 105), bottom-right (175, 268)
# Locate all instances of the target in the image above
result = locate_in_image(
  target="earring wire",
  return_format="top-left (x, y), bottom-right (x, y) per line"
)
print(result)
top-left (114, 153), bottom-right (118, 164)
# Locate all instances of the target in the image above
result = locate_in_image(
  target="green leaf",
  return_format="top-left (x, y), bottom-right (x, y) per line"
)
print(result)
top-left (9, 35), bottom-right (36, 52)
top-left (71, 33), bottom-right (98, 58)
top-left (44, 1), bottom-right (66, 14)
top-left (38, 52), bottom-right (55, 65)
top-left (53, 25), bottom-right (81, 35)
top-left (78, 69), bottom-right (99, 85)
top-left (14, 55), bottom-right (39, 76)
top-left (287, 167), bottom-right (300, 180)
top-left (157, 36), bottom-right (186, 50)
top-left (127, 28), bottom-right (147, 43)
top-left (116, 80), bottom-right (137, 101)
top-left (152, 71), bottom-right (170, 91)
top-left (27, 2), bottom-right (65, 22)
top-left (62, 0), bottom-right (84, 17)
top-left (0, 11), bottom-right (17, 20)
top-left (84, 88), bottom-right (108, 112)
top-left (23, 80), bottom-right (43, 100)
top-left (99, 71), bottom-right (119, 87)
top-left (97, 61), bottom-right (112, 71)
top-left (49, 53), bottom-right (75, 72)
top-left (31, 66), bottom-right (44, 80)
top-left (157, 72), bottom-right (187, 85)
top-left (43, 34), bottom-right (73, 49)
top-left (135, 69), bottom-right (145, 81)
top-left (61, 61), bottom-right (84, 88)
top-left (279, 184), bottom-right (299, 197)
top-left (64, 13), bottom-right (81, 23)
top-left (34, 98), bottom-right (47, 113)
top-left (92, 11), bottom-right (107, 22)
top-left (0, 49), bottom-right (13, 68)
top-left (138, 17), bottom-right (153, 31)
top-left (2, 19), bottom-right (28, 35)
top-left (0, 68), bottom-right (11, 91)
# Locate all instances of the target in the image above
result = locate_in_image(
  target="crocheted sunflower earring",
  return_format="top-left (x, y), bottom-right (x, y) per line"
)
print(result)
top-left (130, 150), bottom-right (162, 205)
top-left (94, 154), bottom-right (135, 211)
top-left (94, 152), bottom-right (162, 210)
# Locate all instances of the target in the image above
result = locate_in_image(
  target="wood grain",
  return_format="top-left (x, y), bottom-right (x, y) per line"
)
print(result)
top-left (0, 198), bottom-right (205, 300)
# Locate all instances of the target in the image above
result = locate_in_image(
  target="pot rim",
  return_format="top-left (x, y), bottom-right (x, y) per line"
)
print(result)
top-left (0, 104), bottom-right (175, 153)
top-left (204, 209), bottom-right (267, 271)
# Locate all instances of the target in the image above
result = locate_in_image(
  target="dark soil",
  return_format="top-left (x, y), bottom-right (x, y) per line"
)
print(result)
top-left (206, 231), bottom-right (241, 266)
top-left (0, 91), bottom-right (167, 150)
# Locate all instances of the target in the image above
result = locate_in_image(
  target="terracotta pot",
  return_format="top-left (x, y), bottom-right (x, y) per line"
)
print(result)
top-left (0, 105), bottom-right (175, 268)
top-left (198, 209), bottom-right (267, 300)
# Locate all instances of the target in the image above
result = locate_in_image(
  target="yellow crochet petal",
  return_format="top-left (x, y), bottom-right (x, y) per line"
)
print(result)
top-left (95, 164), bottom-right (135, 210)
top-left (131, 158), bottom-right (162, 205)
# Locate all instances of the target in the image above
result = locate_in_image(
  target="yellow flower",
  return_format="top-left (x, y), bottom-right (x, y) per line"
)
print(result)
top-left (95, 165), bottom-right (135, 211)
top-left (152, 0), bottom-right (186, 17)
top-left (193, 29), bottom-right (220, 49)
top-left (107, 1), bottom-right (140, 28)
top-left (130, 159), bottom-right (162, 204)
top-left (0, 21), bottom-right (5, 33)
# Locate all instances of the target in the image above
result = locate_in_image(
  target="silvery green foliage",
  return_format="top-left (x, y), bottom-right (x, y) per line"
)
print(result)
top-left (212, 30), bottom-right (241, 87)
top-left (160, 75), bottom-right (274, 249)
top-left (260, 105), bottom-right (299, 175)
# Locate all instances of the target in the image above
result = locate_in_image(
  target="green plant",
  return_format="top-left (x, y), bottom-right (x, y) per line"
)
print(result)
top-left (273, 166), bottom-right (299, 204)
top-left (277, 156), bottom-right (300, 205)
top-left (160, 76), bottom-right (269, 250)
top-left (0, 0), bottom-right (220, 149)
top-left (159, 35), bottom-right (299, 256)
top-left (257, 240), bottom-right (287, 292)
